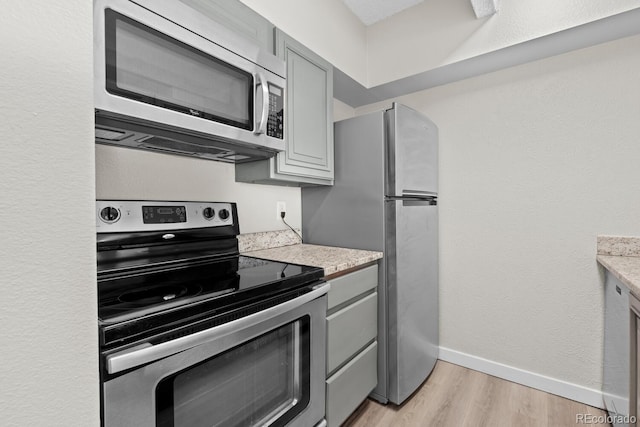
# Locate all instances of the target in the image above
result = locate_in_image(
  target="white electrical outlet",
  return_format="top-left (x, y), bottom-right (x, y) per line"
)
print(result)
top-left (276, 201), bottom-right (287, 220)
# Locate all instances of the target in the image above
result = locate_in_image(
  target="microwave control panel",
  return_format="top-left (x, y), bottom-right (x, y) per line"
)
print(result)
top-left (267, 84), bottom-right (284, 140)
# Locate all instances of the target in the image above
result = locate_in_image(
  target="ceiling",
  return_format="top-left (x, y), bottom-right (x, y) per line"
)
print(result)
top-left (341, 0), bottom-right (499, 25)
top-left (341, 0), bottom-right (425, 26)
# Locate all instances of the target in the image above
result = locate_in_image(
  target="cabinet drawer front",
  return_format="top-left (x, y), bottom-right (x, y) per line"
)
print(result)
top-left (327, 292), bottom-right (377, 374)
top-left (328, 264), bottom-right (378, 310)
top-left (326, 341), bottom-right (377, 427)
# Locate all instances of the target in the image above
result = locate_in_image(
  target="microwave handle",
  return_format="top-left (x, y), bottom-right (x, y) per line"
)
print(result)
top-left (254, 73), bottom-right (270, 135)
top-left (105, 282), bottom-right (330, 374)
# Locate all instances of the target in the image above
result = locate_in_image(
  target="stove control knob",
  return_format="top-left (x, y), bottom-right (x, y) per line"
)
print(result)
top-left (218, 208), bottom-right (230, 220)
top-left (100, 206), bottom-right (120, 223)
top-left (202, 207), bottom-right (215, 220)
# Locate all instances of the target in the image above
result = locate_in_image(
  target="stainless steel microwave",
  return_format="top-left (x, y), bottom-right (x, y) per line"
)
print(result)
top-left (94, 0), bottom-right (286, 162)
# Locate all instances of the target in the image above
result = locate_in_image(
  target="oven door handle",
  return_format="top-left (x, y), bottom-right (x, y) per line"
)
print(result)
top-left (105, 282), bottom-right (330, 374)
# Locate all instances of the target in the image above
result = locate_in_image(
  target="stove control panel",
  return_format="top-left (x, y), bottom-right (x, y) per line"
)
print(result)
top-left (96, 200), bottom-right (234, 233)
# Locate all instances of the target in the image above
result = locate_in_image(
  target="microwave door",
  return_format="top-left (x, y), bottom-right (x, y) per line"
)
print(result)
top-left (104, 8), bottom-right (254, 131)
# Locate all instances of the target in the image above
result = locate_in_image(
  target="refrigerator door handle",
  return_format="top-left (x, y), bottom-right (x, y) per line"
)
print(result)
top-left (401, 190), bottom-right (437, 198)
top-left (402, 198), bottom-right (437, 206)
top-left (386, 195), bottom-right (437, 205)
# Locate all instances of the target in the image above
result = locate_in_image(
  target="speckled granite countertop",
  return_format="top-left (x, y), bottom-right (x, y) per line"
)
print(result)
top-left (243, 243), bottom-right (383, 277)
top-left (597, 235), bottom-right (640, 296)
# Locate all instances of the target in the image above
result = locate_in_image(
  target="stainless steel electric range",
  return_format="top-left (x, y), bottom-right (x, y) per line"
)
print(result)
top-left (96, 200), bottom-right (328, 427)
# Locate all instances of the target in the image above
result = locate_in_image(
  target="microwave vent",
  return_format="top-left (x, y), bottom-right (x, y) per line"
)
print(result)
top-left (96, 127), bottom-right (129, 141)
top-left (95, 114), bottom-right (276, 163)
top-left (138, 136), bottom-right (228, 156)
top-left (221, 154), bottom-right (251, 161)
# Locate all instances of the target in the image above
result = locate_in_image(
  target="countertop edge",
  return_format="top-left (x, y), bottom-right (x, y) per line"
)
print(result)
top-left (238, 229), bottom-right (302, 253)
top-left (242, 243), bottom-right (383, 277)
top-left (597, 254), bottom-right (640, 297)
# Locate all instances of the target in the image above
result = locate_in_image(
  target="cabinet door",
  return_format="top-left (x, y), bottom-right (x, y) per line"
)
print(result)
top-left (235, 30), bottom-right (335, 186)
top-left (274, 29), bottom-right (334, 183)
top-left (178, 0), bottom-right (274, 52)
top-left (603, 271), bottom-right (631, 423)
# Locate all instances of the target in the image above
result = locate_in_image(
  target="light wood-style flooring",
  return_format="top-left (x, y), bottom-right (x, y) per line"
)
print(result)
top-left (343, 361), bottom-right (609, 427)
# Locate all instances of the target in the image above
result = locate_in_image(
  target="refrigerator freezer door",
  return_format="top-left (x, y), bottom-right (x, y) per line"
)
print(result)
top-left (386, 198), bottom-right (439, 404)
top-left (385, 104), bottom-right (438, 198)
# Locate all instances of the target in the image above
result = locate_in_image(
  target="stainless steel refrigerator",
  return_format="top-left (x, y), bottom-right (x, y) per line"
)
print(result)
top-left (302, 103), bottom-right (438, 405)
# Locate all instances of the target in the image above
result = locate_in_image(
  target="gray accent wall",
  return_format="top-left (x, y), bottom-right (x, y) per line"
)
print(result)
top-left (302, 111), bottom-right (389, 400)
top-left (333, 8), bottom-right (640, 107)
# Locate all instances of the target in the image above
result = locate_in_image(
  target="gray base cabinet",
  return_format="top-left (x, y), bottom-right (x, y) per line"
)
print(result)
top-left (631, 293), bottom-right (640, 426)
top-left (325, 264), bottom-right (378, 427)
top-left (236, 29), bottom-right (334, 186)
top-left (603, 270), bottom-right (632, 426)
top-left (326, 342), bottom-right (377, 427)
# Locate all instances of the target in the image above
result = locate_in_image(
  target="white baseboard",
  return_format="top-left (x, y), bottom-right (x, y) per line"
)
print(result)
top-left (438, 347), bottom-right (605, 409)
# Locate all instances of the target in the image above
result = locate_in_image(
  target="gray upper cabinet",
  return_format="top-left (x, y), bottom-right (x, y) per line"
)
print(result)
top-left (236, 29), bottom-right (334, 186)
top-left (178, 0), bottom-right (274, 51)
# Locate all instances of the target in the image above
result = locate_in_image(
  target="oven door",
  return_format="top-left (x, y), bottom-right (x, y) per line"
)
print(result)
top-left (93, 0), bottom-right (285, 152)
top-left (102, 283), bottom-right (328, 427)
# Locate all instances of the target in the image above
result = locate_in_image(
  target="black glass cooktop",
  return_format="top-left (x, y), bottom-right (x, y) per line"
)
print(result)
top-left (98, 255), bottom-right (323, 349)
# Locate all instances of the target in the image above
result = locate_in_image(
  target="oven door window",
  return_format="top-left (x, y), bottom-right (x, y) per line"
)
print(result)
top-left (156, 316), bottom-right (310, 427)
top-left (104, 9), bottom-right (253, 130)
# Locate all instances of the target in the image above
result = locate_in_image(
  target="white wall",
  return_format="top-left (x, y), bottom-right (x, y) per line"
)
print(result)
top-left (238, 0), bottom-right (367, 84)
top-left (356, 34), bottom-right (640, 397)
top-left (96, 146), bottom-right (301, 233)
top-left (0, 2), bottom-right (99, 426)
top-left (366, 0), bottom-right (639, 86)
